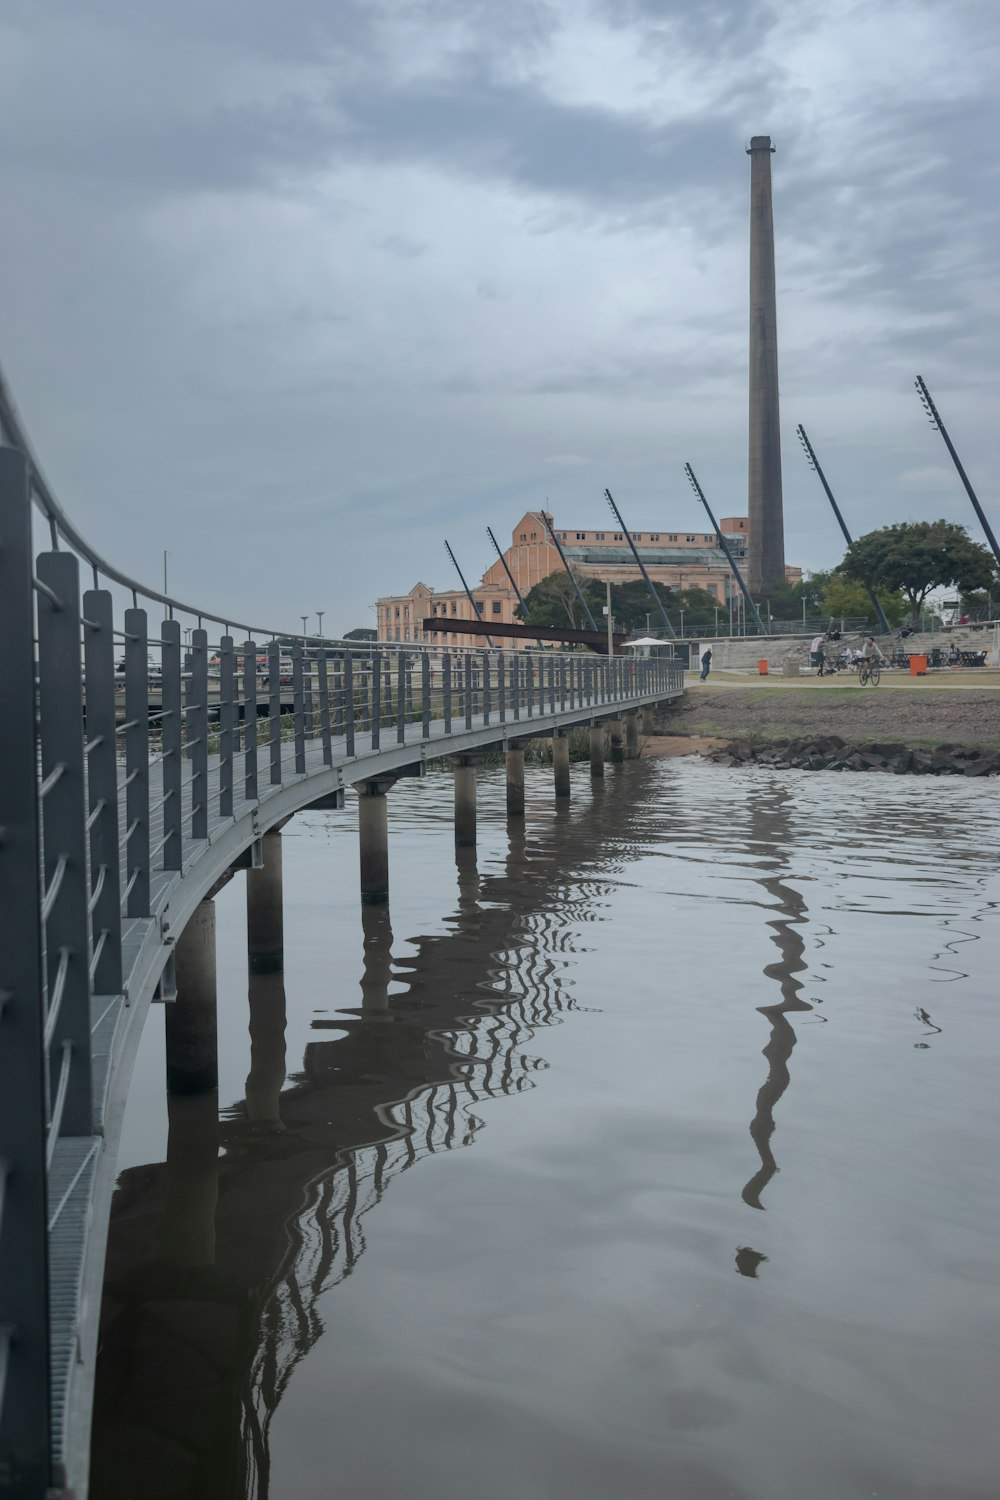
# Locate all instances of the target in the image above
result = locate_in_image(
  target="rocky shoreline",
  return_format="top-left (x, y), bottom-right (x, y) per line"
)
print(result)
top-left (706, 735), bottom-right (1000, 776)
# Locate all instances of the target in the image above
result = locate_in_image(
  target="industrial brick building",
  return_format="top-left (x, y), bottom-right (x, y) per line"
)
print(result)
top-left (377, 510), bottom-right (800, 648)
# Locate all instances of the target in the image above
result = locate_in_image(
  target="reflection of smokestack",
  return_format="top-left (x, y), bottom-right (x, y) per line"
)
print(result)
top-left (747, 135), bottom-right (786, 597)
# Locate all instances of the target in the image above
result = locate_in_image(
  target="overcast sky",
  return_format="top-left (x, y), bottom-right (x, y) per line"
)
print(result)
top-left (1, 0), bottom-right (997, 634)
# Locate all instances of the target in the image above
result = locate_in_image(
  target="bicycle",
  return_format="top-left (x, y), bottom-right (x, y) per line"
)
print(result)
top-left (858, 659), bottom-right (881, 686)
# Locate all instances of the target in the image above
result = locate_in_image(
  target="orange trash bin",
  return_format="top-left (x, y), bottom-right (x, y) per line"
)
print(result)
top-left (758, 659), bottom-right (769, 675)
top-left (909, 654), bottom-right (927, 676)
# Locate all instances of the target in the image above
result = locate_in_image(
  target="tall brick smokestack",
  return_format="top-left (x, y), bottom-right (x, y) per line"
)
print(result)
top-left (746, 135), bottom-right (786, 597)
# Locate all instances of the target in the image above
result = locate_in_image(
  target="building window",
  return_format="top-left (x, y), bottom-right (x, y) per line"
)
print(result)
top-left (475, 601), bottom-right (484, 614)
top-left (451, 602), bottom-right (457, 615)
top-left (404, 628), bottom-right (410, 641)
top-left (520, 533), bottom-right (527, 541)
top-left (632, 533), bottom-right (641, 541)
top-left (668, 534), bottom-right (677, 542)
top-left (394, 607), bottom-right (400, 618)
top-left (650, 533), bottom-right (660, 541)
top-left (576, 532), bottom-right (586, 540)
top-left (595, 532), bottom-right (605, 541)
top-left (492, 602), bottom-right (502, 614)
top-left (558, 532), bottom-right (567, 541)
top-left (686, 536), bottom-right (695, 543)
top-left (530, 531), bottom-right (537, 539)
top-left (613, 532), bottom-right (622, 541)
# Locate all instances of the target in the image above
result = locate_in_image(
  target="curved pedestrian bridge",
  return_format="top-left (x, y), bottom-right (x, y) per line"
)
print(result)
top-left (0, 370), bottom-right (682, 1498)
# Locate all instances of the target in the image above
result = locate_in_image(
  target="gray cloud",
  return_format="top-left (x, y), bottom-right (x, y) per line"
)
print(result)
top-left (0, 0), bottom-right (997, 630)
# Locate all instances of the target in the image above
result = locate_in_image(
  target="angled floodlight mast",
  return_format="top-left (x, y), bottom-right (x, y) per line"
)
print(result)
top-left (796, 425), bottom-right (890, 634)
top-left (915, 376), bottom-right (1000, 570)
top-left (444, 539), bottom-right (494, 647)
top-left (684, 463), bottom-right (765, 633)
top-left (603, 488), bottom-right (677, 638)
top-left (539, 510), bottom-right (599, 631)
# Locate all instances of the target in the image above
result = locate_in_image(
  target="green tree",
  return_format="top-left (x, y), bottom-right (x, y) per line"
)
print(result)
top-left (817, 572), bottom-right (908, 628)
top-left (523, 573), bottom-right (694, 635)
top-left (841, 520), bottom-right (995, 628)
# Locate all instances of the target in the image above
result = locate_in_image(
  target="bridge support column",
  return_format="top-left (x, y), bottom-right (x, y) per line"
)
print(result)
top-left (624, 710), bottom-right (639, 757)
top-left (552, 732), bottom-right (571, 798)
top-left (453, 757), bottom-right (477, 847)
top-left (166, 899), bottom-right (218, 1095)
top-left (506, 745), bottom-right (525, 818)
top-left (357, 779), bottom-right (394, 904)
top-left (609, 719), bottom-right (625, 764)
top-left (247, 829), bottom-right (284, 973)
top-left (589, 723), bottom-right (605, 779)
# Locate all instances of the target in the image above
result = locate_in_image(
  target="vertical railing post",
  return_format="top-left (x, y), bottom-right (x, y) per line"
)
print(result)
top-left (443, 653), bottom-right (452, 734)
top-left (332, 653), bottom-right (345, 741)
top-left (188, 628), bottom-right (209, 840)
top-left (422, 653), bottom-right (431, 738)
top-left (396, 651), bottom-right (406, 744)
top-left (219, 635), bottom-right (234, 819)
top-left (483, 652), bottom-right (491, 727)
top-left (357, 653), bottom-right (369, 737)
top-left (268, 642), bottom-right (282, 786)
top-left (498, 651), bottom-right (506, 723)
top-left (244, 640), bottom-right (259, 800)
top-left (370, 649), bottom-right (381, 750)
top-left (464, 655), bottom-right (473, 730)
top-left (302, 649), bottom-right (314, 745)
top-left (124, 606), bottom-right (150, 915)
top-left (161, 619), bottom-right (183, 869)
top-left (83, 590), bottom-right (123, 991)
top-left (292, 642), bottom-right (305, 774)
top-left (512, 654), bottom-right (520, 721)
top-left (344, 654), bottom-right (356, 757)
top-left (0, 449), bottom-right (52, 1496)
top-left (36, 550), bottom-right (94, 1139)
top-left (317, 649), bottom-right (332, 767)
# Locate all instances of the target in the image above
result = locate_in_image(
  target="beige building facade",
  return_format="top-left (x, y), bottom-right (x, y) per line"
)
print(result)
top-left (376, 511), bottom-right (800, 648)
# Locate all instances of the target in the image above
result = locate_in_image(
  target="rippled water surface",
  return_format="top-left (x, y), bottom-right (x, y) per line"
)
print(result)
top-left (92, 758), bottom-right (1000, 1500)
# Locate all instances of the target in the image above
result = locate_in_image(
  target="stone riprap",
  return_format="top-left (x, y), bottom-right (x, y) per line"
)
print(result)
top-left (708, 735), bottom-right (1000, 776)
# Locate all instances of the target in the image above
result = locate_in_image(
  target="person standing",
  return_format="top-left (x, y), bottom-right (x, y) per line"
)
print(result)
top-left (700, 646), bottom-right (712, 681)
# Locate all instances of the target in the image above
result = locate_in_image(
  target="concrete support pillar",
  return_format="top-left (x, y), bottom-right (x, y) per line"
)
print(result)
top-left (609, 719), bottom-right (625, 764)
top-left (552, 732), bottom-right (571, 797)
top-left (357, 781), bottom-right (391, 904)
top-left (161, 1091), bottom-right (219, 1266)
top-left (166, 899), bottom-right (218, 1096)
top-left (589, 723), bottom-right (605, 779)
top-left (453, 758), bottom-right (477, 847)
top-left (624, 711), bottom-right (639, 757)
top-left (245, 968), bottom-right (287, 1128)
top-left (247, 829), bottom-right (284, 974)
top-left (360, 904), bottom-right (393, 1018)
top-left (506, 745), bottom-right (525, 818)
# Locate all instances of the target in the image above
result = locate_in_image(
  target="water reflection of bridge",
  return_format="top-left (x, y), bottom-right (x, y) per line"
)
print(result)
top-left (91, 776), bottom-right (647, 1499)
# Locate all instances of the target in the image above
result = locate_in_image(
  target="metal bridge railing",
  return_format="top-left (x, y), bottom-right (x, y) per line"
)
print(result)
top-left (0, 369), bottom-right (681, 1495)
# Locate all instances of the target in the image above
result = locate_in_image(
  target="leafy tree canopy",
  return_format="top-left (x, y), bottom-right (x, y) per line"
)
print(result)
top-left (841, 520), bottom-right (996, 627)
top-left (344, 626), bottom-right (377, 640)
top-left (522, 572), bottom-right (723, 635)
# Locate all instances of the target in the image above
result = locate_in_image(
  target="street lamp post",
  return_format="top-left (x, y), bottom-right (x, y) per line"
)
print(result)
top-left (300, 615), bottom-right (309, 637)
top-left (316, 611), bottom-right (325, 638)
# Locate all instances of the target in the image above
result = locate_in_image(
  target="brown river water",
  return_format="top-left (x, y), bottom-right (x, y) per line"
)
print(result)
top-left (90, 757), bottom-right (1000, 1500)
